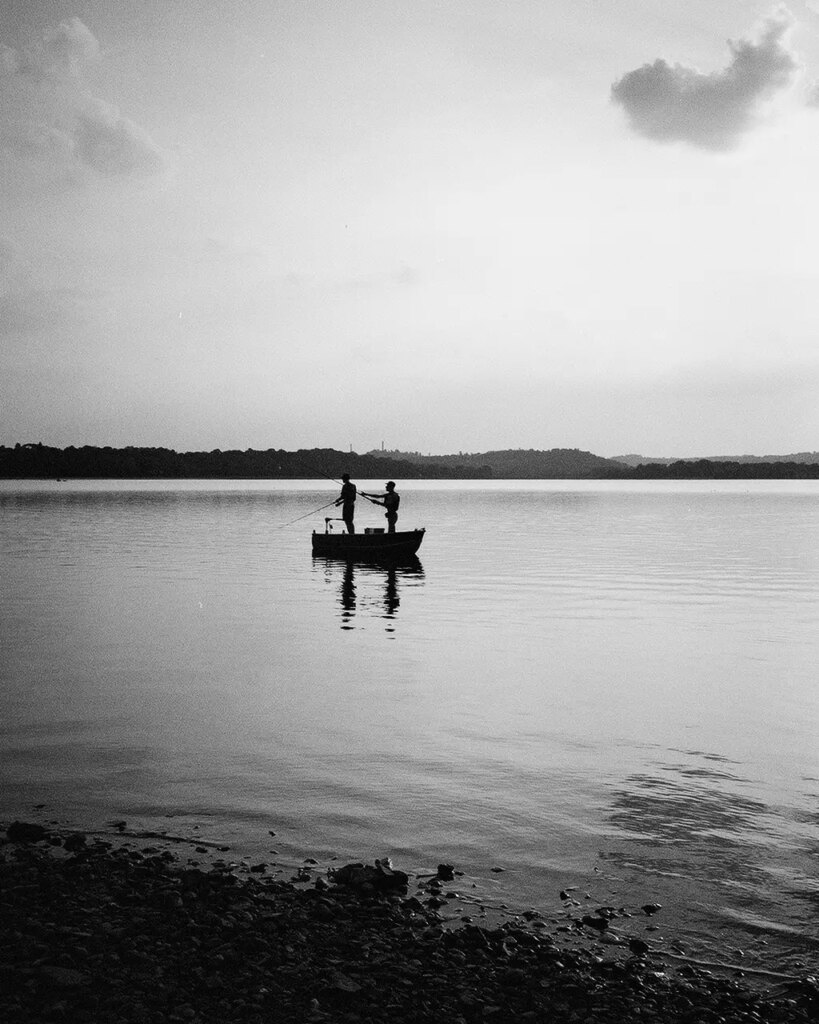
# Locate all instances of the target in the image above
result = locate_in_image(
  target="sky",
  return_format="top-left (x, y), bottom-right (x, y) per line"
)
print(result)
top-left (2, 0), bottom-right (819, 457)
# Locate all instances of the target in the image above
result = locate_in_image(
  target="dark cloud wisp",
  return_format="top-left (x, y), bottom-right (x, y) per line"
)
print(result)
top-left (611, 8), bottom-right (799, 150)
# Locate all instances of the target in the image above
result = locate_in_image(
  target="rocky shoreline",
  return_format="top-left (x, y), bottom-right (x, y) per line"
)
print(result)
top-left (2, 822), bottom-right (817, 1023)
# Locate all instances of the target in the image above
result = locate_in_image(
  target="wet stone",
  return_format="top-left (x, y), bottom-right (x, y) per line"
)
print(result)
top-left (7, 822), bottom-right (49, 843)
top-left (2, 841), bottom-right (815, 1024)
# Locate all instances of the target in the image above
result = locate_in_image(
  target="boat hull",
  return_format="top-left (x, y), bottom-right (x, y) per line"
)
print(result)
top-left (311, 528), bottom-right (425, 561)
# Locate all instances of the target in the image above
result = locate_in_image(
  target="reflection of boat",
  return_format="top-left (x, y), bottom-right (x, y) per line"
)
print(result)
top-left (311, 527), bottom-right (425, 560)
top-left (314, 555), bottom-right (424, 631)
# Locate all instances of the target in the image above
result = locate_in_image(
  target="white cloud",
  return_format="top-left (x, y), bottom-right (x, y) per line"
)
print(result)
top-left (0, 18), bottom-right (166, 180)
top-left (611, 7), bottom-right (799, 150)
top-left (43, 17), bottom-right (101, 73)
top-left (75, 99), bottom-right (165, 178)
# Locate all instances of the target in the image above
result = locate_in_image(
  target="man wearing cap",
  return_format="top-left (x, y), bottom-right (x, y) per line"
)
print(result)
top-left (361, 481), bottom-right (400, 533)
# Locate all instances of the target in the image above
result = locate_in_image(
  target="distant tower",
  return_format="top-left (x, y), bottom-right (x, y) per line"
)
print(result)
top-left (381, 440), bottom-right (385, 451)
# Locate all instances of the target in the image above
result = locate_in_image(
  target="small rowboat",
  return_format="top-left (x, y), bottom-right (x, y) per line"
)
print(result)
top-left (311, 527), bottom-right (425, 560)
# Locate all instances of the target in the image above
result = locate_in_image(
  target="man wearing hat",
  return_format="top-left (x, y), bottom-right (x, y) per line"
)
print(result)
top-left (362, 481), bottom-right (400, 533)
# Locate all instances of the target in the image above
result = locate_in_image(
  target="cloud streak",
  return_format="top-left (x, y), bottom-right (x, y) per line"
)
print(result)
top-left (611, 7), bottom-right (799, 150)
top-left (0, 17), bottom-right (165, 180)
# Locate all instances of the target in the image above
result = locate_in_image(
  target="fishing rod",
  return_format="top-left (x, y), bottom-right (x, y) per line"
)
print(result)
top-left (277, 455), bottom-right (385, 528)
top-left (288, 454), bottom-right (343, 486)
top-left (277, 499), bottom-right (339, 529)
top-left (288, 454), bottom-right (381, 505)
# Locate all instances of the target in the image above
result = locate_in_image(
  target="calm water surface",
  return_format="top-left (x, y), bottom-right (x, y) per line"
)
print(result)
top-left (1, 479), bottom-right (818, 973)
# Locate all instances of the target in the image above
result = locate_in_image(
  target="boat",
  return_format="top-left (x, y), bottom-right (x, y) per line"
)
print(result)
top-left (311, 526), bottom-right (425, 560)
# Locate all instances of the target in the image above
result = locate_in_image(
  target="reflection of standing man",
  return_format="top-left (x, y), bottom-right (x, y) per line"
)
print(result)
top-left (335, 473), bottom-right (356, 533)
top-left (384, 565), bottom-right (399, 617)
top-left (340, 561), bottom-right (356, 627)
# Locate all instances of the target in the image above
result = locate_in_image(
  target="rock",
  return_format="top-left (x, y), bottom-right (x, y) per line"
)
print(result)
top-left (331, 862), bottom-right (366, 886)
top-left (313, 899), bottom-right (340, 922)
top-left (436, 864), bottom-right (455, 881)
top-left (40, 965), bottom-right (89, 987)
top-left (331, 972), bottom-right (361, 993)
top-left (581, 915), bottom-right (609, 932)
top-left (63, 833), bottom-right (87, 852)
top-left (7, 821), bottom-right (48, 842)
top-left (375, 858), bottom-right (407, 884)
top-left (641, 903), bottom-right (662, 916)
top-left (330, 860), bottom-right (408, 893)
top-left (628, 938), bottom-right (650, 956)
top-left (2, 836), bottom-right (807, 1024)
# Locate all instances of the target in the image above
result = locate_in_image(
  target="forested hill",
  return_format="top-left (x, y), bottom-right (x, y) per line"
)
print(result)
top-left (369, 448), bottom-right (623, 477)
top-left (3, 444), bottom-right (819, 479)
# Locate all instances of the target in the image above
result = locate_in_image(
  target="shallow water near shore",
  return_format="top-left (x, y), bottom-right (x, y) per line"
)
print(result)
top-left (1, 479), bottom-right (818, 975)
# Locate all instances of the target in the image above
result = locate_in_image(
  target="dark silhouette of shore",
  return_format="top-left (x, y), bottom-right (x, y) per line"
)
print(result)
top-left (3, 443), bottom-right (819, 479)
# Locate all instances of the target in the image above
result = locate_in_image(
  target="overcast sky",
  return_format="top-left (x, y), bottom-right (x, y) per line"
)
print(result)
top-left (2, 0), bottom-right (819, 456)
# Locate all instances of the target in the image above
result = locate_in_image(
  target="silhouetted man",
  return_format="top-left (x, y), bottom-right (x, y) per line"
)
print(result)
top-left (362, 481), bottom-right (400, 533)
top-left (335, 473), bottom-right (356, 533)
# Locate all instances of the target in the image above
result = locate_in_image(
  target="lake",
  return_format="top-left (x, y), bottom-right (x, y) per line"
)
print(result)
top-left (1, 479), bottom-right (818, 975)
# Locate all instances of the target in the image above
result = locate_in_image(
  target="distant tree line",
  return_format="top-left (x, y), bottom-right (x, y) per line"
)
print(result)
top-left (0, 444), bottom-right (490, 480)
top-left (631, 459), bottom-right (819, 479)
top-left (2, 444), bottom-right (818, 479)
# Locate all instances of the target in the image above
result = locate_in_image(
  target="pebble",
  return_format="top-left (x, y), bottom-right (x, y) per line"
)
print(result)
top-left (2, 828), bottom-right (815, 1024)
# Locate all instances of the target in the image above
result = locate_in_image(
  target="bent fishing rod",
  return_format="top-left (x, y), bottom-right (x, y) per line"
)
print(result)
top-left (277, 499), bottom-right (339, 529)
top-left (288, 454), bottom-right (347, 486)
top-left (287, 455), bottom-right (383, 505)
top-left (277, 488), bottom-right (381, 529)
